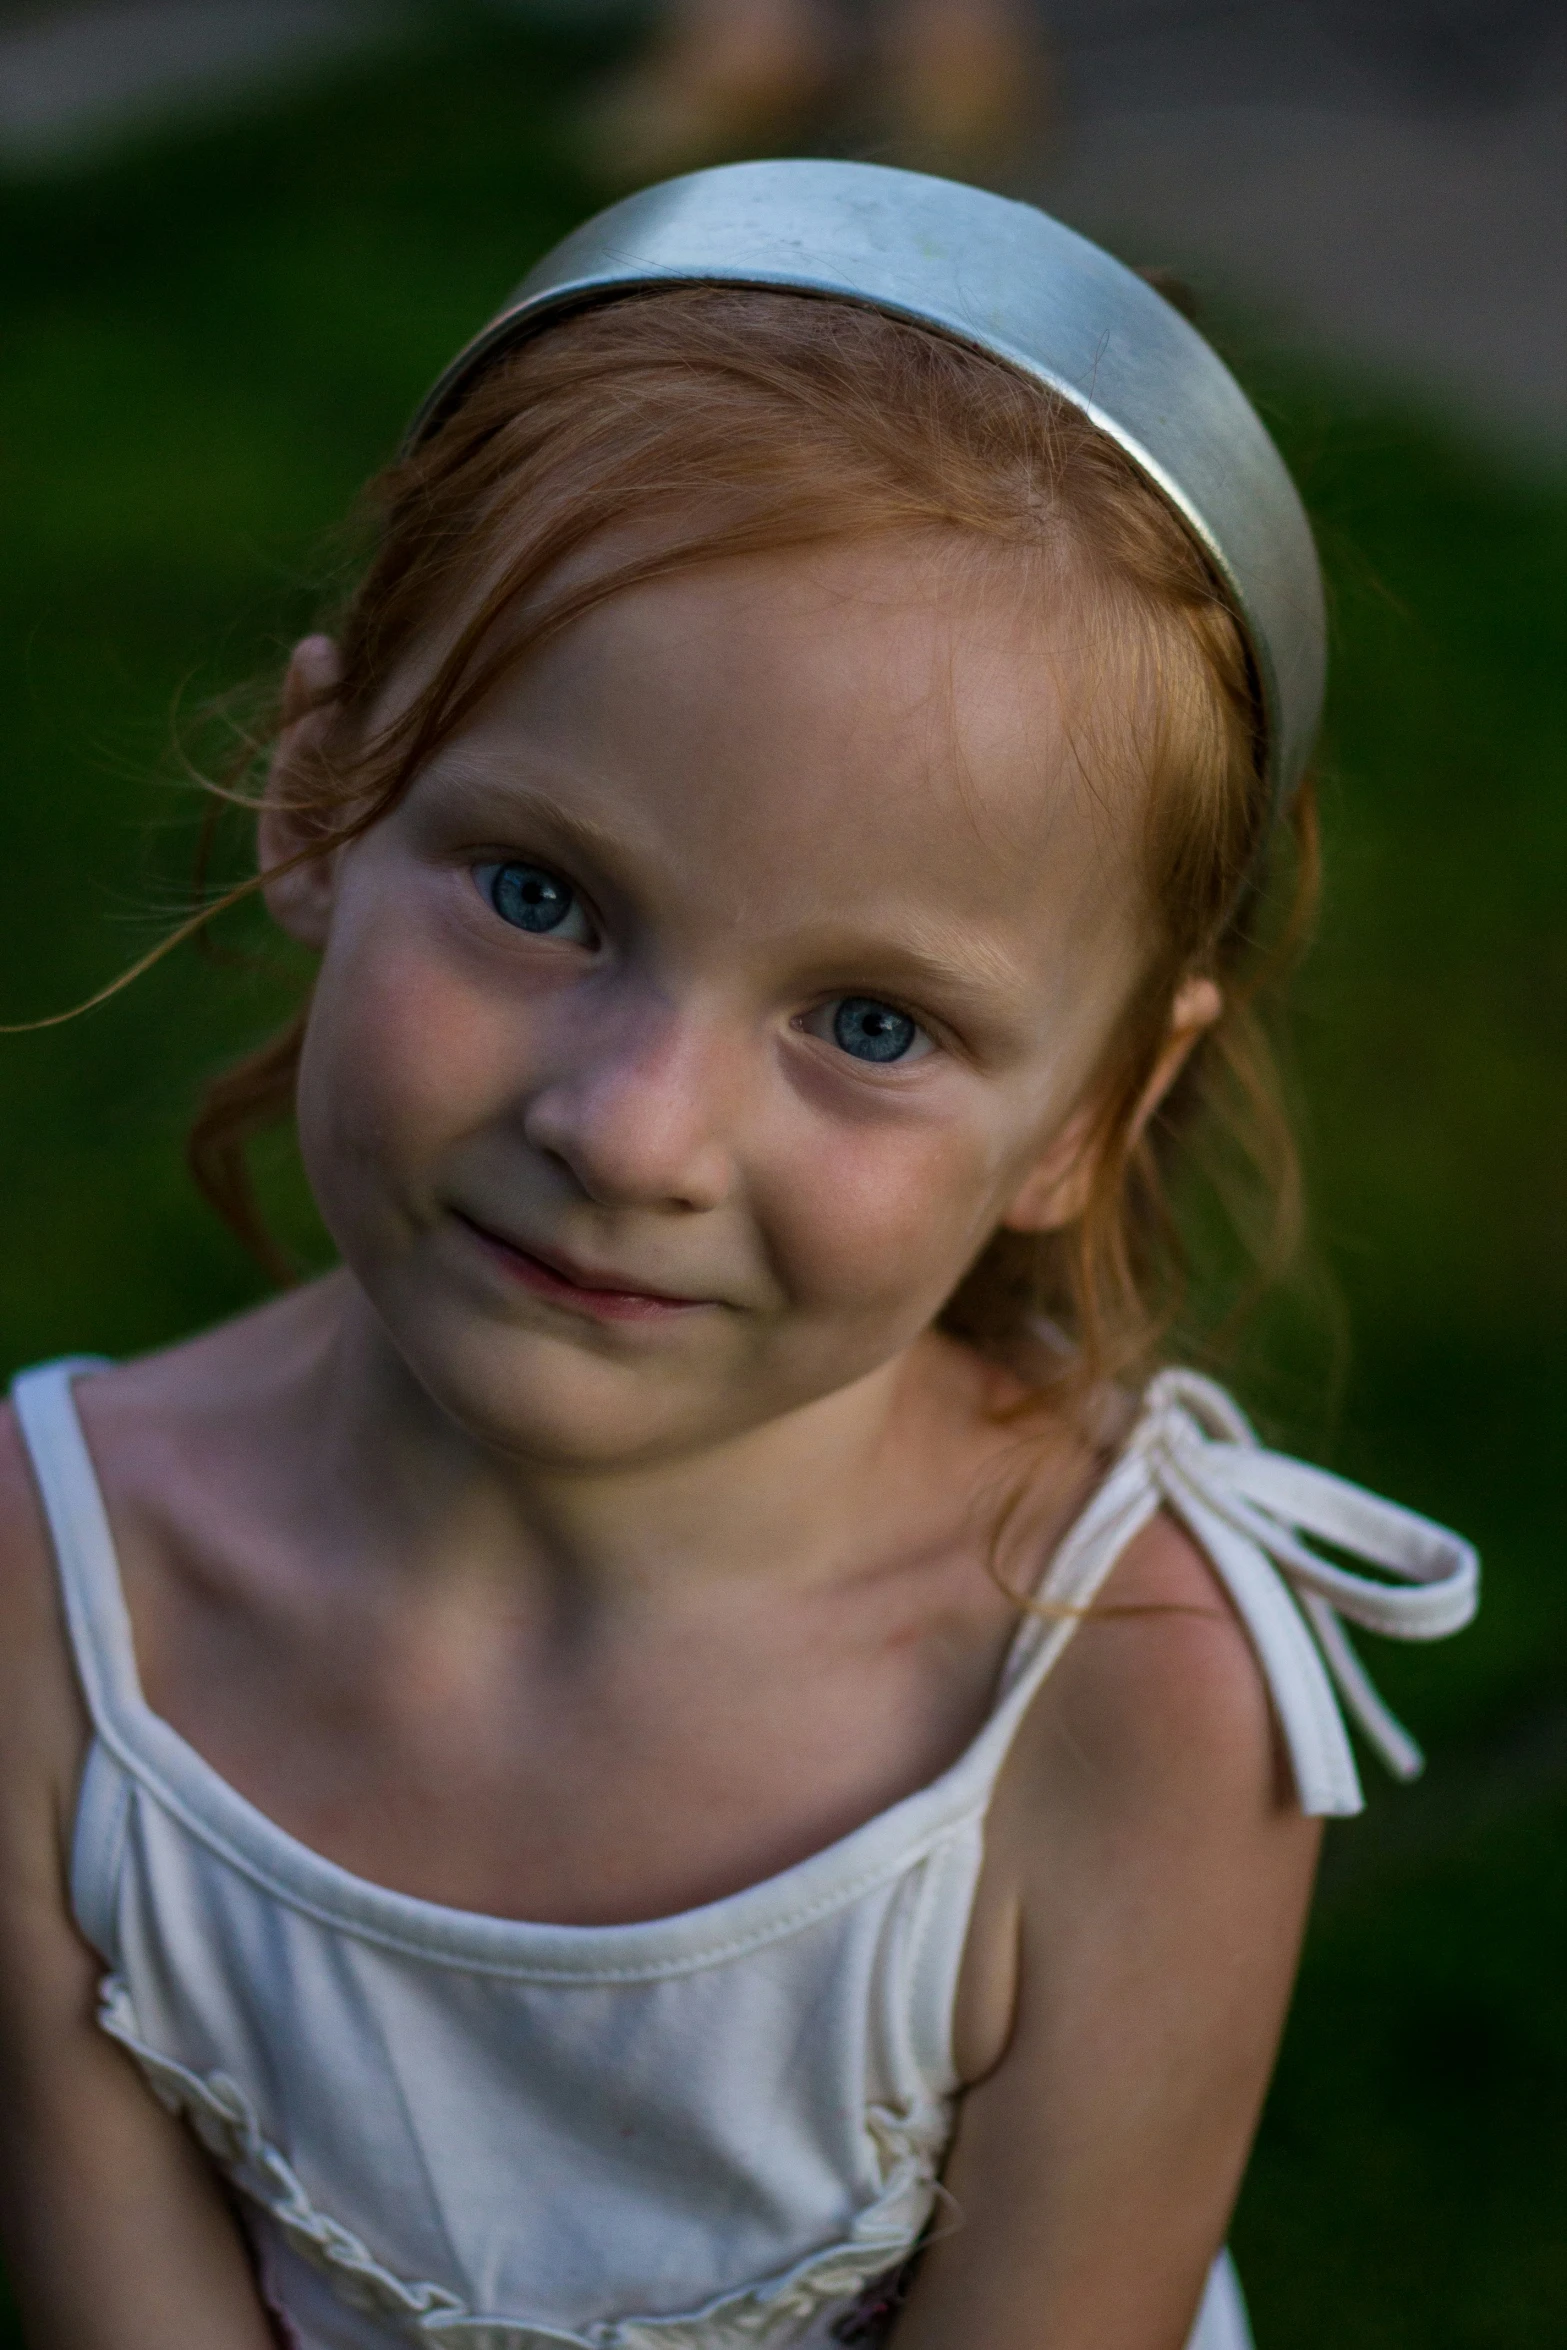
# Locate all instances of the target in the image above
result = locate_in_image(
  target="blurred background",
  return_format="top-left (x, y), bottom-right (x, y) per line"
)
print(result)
top-left (0, 2), bottom-right (1562, 2342)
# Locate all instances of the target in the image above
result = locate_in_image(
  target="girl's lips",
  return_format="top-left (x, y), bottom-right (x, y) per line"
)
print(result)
top-left (456, 1214), bottom-right (711, 1324)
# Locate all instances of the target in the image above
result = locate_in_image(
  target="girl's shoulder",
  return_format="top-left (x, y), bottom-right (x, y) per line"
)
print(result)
top-left (31, 1283), bottom-right (340, 1583)
top-left (935, 1340), bottom-right (1291, 1813)
top-left (953, 1499), bottom-right (1319, 2083)
top-left (1040, 1507), bottom-right (1288, 1806)
top-left (0, 1302), bottom-right (313, 1806)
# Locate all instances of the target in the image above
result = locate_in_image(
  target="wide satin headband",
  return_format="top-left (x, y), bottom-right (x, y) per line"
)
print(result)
top-left (410, 158), bottom-right (1326, 807)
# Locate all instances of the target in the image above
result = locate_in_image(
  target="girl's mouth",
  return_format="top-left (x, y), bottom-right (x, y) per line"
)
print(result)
top-left (454, 1213), bottom-right (713, 1324)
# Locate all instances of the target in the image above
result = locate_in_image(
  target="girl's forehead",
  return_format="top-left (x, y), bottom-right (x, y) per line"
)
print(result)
top-left (452, 537), bottom-right (1131, 861)
top-left (414, 540), bottom-right (1143, 972)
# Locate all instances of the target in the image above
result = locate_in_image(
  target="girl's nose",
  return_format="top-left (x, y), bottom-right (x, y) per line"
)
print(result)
top-left (521, 998), bottom-right (737, 1214)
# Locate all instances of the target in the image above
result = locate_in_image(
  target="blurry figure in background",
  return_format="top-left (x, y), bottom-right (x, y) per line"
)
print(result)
top-left (580, 0), bottom-right (1046, 184)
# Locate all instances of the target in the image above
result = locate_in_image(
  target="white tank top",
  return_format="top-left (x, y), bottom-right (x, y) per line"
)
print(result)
top-left (11, 1357), bottom-right (1477, 2350)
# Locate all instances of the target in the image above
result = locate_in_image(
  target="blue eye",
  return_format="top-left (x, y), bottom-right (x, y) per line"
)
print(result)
top-left (831, 997), bottom-right (921, 1064)
top-left (478, 861), bottom-right (588, 940)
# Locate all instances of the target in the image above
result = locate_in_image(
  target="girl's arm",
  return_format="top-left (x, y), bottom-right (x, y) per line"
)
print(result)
top-left (892, 1515), bottom-right (1321, 2350)
top-left (0, 1408), bottom-right (280, 2350)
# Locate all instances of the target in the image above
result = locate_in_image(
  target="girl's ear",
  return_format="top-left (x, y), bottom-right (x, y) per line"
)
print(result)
top-left (1001, 976), bottom-right (1223, 1234)
top-left (259, 635), bottom-right (345, 950)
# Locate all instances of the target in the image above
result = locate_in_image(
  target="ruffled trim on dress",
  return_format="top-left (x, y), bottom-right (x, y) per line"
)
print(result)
top-left (99, 1973), bottom-right (946, 2349)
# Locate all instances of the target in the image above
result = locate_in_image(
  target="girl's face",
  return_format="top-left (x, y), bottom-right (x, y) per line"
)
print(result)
top-left (276, 538), bottom-right (1167, 1467)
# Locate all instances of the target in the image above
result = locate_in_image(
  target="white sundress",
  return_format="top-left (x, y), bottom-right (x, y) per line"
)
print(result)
top-left (10, 1357), bottom-right (1477, 2350)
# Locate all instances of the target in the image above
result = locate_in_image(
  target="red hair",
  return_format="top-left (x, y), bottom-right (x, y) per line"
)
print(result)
top-left (190, 287), bottom-right (1316, 1389)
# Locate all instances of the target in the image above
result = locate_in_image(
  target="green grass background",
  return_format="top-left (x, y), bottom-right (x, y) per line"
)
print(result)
top-left (1, 11), bottom-right (1563, 2342)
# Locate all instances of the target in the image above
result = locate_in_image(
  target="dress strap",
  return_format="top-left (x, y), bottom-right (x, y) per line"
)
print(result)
top-left (979, 1367), bottom-right (1478, 1820)
top-left (9, 1358), bottom-right (139, 1740)
top-left (1131, 1369), bottom-right (1479, 1816)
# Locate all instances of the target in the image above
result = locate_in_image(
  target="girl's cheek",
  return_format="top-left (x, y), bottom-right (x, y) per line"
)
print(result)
top-left (760, 1114), bottom-right (1003, 1321)
top-left (297, 914), bottom-right (521, 1238)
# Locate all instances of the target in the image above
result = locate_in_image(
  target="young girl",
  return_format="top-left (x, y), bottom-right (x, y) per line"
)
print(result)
top-left (0, 162), bottom-right (1476, 2350)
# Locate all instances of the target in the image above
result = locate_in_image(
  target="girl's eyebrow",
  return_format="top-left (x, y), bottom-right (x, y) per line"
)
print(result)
top-left (879, 916), bottom-right (1032, 1004)
top-left (421, 764), bottom-right (645, 870)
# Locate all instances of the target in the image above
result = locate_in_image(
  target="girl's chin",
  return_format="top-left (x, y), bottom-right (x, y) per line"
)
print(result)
top-left (385, 1309), bottom-right (763, 1468)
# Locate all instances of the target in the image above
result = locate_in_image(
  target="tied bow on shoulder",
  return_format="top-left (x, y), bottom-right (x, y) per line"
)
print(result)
top-left (1135, 1371), bottom-right (1480, 1818)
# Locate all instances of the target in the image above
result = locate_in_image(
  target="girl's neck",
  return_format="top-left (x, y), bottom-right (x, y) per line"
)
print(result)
top-left (255, 1272), bottom-right (1031, 1623)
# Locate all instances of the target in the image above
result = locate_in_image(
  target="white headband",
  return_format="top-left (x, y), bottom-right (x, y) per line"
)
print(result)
top-left (411, 159), bottom-right (1325, 808)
